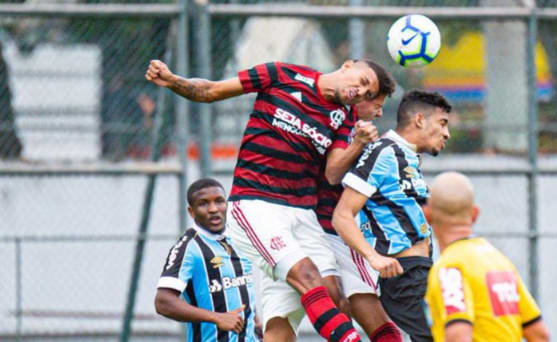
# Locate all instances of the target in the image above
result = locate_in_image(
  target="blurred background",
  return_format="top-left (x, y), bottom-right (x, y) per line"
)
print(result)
top-left (0, 0), bottom-right (556, 341)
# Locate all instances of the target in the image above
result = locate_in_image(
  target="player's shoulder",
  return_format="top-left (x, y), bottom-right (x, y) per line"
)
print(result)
top-left (170, 228), bottom-right (198, 253)
top-left (279, 62), bottom-right (316, 74)
top-left (437, 237), bottom-right (495, 270)
top-left (353, 139), bottom-right (396, 171)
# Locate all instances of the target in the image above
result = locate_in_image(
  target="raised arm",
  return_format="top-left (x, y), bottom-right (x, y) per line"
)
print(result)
top-left (155, 288), bottom-right (246, 334)
top-left (332, 186), bottom-right (402, 278)
top-left (145, 60), bottom-right (244, 103)
top-left (325, 120), bottom-right (378, 185)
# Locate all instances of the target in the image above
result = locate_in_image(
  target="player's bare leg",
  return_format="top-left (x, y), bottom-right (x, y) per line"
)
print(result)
top-left (264, 317), bottom-right (296, 342)
top-left (284, 257), bottom-right (324, 292)
top-left (323, 275), bottom-right (351, 317)
top-left (350, 293), bottom-right (402, 341)
top-left (287, 257), bottom-right (361, 342)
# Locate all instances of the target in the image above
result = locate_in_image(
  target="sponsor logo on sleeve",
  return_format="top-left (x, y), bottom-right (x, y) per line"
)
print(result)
top-left (486, 271), bottom-right (519, 316)
top-left (439, 267), bottom-right (466, 315)
top-left (165, 235), bottom-right (188, 270)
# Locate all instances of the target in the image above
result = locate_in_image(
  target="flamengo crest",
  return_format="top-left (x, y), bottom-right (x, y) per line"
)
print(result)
top-left (329, 109), bottom-right (345, 130)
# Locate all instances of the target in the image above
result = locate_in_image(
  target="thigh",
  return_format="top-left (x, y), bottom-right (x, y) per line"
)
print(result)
top-left (264, 317), bottom-right (297, 342)
top-left (379, 258), bottom-right (433, 342)
top-left (294, 209), bottom-right (338, 275)
top-left (227, 200), bottom-right (305, 279)
top-left (260, 273), bottom-right (305, 335)
top-left (326, 233), bottom-right (379, 298)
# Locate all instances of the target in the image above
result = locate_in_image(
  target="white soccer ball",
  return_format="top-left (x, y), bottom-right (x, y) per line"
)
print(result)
top-left (387, 14), bottom-right (441, 68)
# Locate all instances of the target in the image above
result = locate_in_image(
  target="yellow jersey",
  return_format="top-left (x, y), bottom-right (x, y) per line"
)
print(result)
top-left (425, 237), bottom-right (541, 342)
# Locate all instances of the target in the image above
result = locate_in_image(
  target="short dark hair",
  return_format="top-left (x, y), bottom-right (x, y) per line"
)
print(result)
top-left (187, 178), bottom-right (225, 206)
top-left (396, 90), bottom-right (452, 127)
top-left (354, 59), bottom-right (396, 98)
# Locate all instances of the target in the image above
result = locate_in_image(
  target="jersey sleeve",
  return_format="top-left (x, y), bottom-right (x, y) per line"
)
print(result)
top-left (516, 271), bottom-right (542, 327)
top-left (157, 237), bottom-right (194, 293)
top-left (238, 62), bottom-right (280, 93)
top-left (428, 265), bottom-right (475, 327)
top-left (342, 144), bottom-right (393, 197)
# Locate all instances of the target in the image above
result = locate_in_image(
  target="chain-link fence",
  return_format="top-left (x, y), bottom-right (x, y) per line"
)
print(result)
top-left (1, 0), bottom-right (557, 341)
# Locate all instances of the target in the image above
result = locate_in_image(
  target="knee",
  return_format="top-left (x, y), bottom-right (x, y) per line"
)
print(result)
top-left (292, 259), bottom-right (322, 283)
top-left (264, 317), bottom-right (296, 342)
top-left (285, 258), bottom-right (323, 292)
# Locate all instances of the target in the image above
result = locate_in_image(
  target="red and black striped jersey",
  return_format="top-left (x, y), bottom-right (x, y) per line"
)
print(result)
top-left (229, 62), bottom-right (355, 209)
top-left (315, 107), bottom-right (357, 235)
top-left (316, 173), bottom-right (343, 235)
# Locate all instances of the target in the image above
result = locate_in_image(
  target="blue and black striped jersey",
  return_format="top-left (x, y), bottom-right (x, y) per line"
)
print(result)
top-left (342, 130), bottom-right (430, 255)
top-left (158, 225), bottom-right (257, 342)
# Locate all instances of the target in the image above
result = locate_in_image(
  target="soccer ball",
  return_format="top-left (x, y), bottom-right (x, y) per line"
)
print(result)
top-left (387, 14), bottom-right (441, 68)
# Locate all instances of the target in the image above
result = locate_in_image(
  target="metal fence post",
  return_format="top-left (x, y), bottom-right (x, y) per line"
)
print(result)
top-left (15, 237), bottom-right (22, 342)
top-left (120, 70), bottom-right (170, 342)
top-left (196, 0), bottom-right (213, 177)
top-left (526, 6), bottom-right (539, 300)
top-left (177, 0), bottom-right (190, 232)
top-left (349, 0), bottom-right (364, 59)
top-left (176, 2), bottom-right (190, 338)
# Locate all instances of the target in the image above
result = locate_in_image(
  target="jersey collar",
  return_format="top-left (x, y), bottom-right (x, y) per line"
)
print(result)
top-left (192, 221), bottom-right (226, 241)
top-left (385, 129), bottom-right (417, 152)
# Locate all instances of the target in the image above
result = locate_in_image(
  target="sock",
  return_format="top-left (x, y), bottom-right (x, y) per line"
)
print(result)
top-left (301, 286), bottom-right (361, 342)
top-left (369, 322), bottom-right (403, 342)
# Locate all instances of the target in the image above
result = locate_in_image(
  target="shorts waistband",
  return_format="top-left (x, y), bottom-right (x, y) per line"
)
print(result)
top-left (395, 256), bottom-right (433, 267)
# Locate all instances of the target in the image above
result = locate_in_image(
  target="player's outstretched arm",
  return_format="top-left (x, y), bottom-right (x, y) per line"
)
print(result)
top-left (325, 120), bottom-right (379, 185)
top-left (332, 187), bottom-right (403, 278)
top-left (523, 320), bottom-right (550, 342)
top-left (444, 321), bottom-right (473, 342)
top-left (155, 288), bottom-right (245, 333)
top-left (145, 60), bottom-right (244, 103)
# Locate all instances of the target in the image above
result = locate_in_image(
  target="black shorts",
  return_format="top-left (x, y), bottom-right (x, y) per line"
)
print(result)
top-left (378, 256), bottom-right (433, 342)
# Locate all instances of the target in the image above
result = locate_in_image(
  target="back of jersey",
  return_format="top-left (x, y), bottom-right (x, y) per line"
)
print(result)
top-left (425, 237), bottom-right (541, 342)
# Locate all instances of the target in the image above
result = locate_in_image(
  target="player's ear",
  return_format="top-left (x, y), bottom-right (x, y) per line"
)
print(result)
top-left (187, 206), bottom-right (195, 219)
top-left (471, 205), bottom-right (480, 224)
top-left (415, 112), bottom-right (425, 128)
top-left (341, 60), bottom-right (355, 71)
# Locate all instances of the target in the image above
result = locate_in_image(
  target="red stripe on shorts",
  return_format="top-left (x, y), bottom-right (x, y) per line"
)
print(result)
top-left (351, 249), bottom-right (377, 290)
top-left (231, 201), bottom-right (276, 267)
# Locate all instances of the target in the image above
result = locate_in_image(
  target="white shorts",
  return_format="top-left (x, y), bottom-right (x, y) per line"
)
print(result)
top-left (325, 233), bottom-right (379, 298)
top-left (227, 199), bottom-right (338, 280)
top-left (227, 199), bottom-right (339, 331)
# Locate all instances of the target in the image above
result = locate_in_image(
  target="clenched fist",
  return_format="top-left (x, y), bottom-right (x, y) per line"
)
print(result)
top-left (367, 254), bottom-right (403, 278)
top-left (354, 120), bottom-right (379, 145)
top-left (145, 60), bottom-right (175, 88)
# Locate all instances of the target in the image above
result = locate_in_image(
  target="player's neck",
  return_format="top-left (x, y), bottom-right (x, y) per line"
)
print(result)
top-left (316, 72), bottom-right (339, 104)
top-left (439, 227), bottom-right (474, 252)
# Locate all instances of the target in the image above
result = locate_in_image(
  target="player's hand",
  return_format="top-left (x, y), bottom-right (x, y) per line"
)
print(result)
top-left (145, 60), bottom-right (174, 87)
top-left (354, 120), bottom-right (379, 145)
top-left (367, 255), bottom-right (403, 278)
top-left (215, 305), bottom-right (245, 334)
